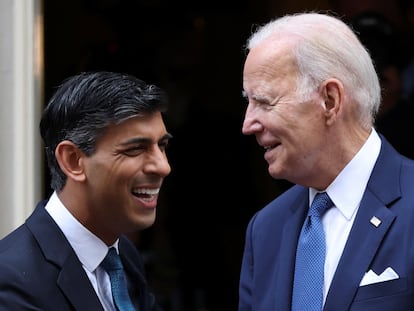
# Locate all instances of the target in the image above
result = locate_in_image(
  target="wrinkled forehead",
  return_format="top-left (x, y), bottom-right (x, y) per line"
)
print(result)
top-left (245, 33), bottom-right (299, 73)
top-left (243, 38), bottom-right (299, 97)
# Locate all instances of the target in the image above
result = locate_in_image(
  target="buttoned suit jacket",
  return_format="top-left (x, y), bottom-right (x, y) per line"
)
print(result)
top-left (0, 200), bottom-right (163, 311)
top-left (239, 136), bottom-right (414, 311)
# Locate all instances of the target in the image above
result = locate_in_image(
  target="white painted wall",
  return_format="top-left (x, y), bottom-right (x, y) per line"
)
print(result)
top-left (0, 0), bottom-right (43, 237)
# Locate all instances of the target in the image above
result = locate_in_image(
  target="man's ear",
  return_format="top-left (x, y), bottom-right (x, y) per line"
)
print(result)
top-left (55, 141), bottom-right (86, 182)
top-left (320, 78), bottom-right (343, 125)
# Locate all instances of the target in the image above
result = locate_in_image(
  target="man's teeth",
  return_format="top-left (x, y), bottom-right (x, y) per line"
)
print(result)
top-left (132, 188), bottom-right (160, 197)
top-left (132, 188), bottom-right (160, 195)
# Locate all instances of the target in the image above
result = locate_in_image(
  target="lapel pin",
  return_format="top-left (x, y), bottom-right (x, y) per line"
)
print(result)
top-left (370, 216), bottom-right (381, 227)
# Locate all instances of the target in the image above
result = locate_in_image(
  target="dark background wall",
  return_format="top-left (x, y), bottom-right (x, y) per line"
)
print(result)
top-left (42, 0), bottom-right (413, 310)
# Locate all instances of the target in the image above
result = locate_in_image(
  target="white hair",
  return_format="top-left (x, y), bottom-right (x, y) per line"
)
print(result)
top-left (246, 12), bottom-right (381, 129)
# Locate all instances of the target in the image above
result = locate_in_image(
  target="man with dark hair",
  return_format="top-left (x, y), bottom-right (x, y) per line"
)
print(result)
top-left (0, 71), bottom-right (171, 310)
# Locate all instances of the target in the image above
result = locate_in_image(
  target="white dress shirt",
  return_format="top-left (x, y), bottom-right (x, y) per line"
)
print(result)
top-left (309, 128), bottom-right (381, 304)
top-left (45, 192), bottom-right (118, 311)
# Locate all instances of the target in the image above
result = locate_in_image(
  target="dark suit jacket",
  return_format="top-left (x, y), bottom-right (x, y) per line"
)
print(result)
top-left (239, 137), bottom-right (414, 311)
top-left (0, 200), bottom-right (164, 311)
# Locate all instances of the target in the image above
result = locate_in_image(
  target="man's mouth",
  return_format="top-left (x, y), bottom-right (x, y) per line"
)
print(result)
top-left (264, 144), bottom-right (278, 151)
top-left (132, 188), bottom-right (160, 201)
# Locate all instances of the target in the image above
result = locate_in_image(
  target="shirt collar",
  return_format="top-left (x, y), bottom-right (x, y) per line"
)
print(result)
top-left (45, 192), bottom-right (119, 272)
top-left (310, 128), bottom-right (381, 219)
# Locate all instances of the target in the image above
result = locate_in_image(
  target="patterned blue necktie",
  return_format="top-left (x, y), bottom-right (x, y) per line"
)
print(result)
top-left (101, 247), bottom-right (136, 311)
top-left (292, 192), bottom-right (333, 311)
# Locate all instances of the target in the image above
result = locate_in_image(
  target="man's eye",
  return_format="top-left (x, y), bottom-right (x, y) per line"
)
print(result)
top-left (253, 99), bottom-right (274, 110)
top-left (159, 141), bottom-right (170, 152)
top-left (122, 147), bottom-right (143, 157)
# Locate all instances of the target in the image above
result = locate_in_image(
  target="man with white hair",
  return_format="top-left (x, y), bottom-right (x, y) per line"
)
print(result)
top-left (239, 12), bottom-right (414, 311)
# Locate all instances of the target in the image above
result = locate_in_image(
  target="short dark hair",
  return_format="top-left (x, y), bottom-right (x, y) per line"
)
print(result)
top-left (40, 71), bottom-right (169, 191)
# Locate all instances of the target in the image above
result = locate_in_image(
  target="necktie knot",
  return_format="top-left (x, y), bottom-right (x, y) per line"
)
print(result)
top-left (101, 247), bottom-right (123, 272)
top-left (308, 192), bottom-right (333, 218)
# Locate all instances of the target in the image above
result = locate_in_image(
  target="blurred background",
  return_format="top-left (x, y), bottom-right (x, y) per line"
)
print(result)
top-left (7, 0), bottom-right (414, 310)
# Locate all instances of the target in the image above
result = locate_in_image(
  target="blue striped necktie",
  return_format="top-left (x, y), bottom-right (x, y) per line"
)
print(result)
top-left (101, 247), bottom-right (136, 311)
top-left (292, 192), bottom-right (333, 311)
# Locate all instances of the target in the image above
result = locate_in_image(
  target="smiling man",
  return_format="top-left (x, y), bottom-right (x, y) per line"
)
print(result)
top-left (239, 12), bottom-right (414, 311)
top-left (0, 71), bottom-right (171, 311)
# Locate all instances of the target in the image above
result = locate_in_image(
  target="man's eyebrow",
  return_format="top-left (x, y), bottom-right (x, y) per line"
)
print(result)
top-left (242, 91), bottom-right (269, 101)
top-left (251, 93), bottom-right (273, 103)
top-left (119, 133), bottom-right (172, 146)
top-left (119, 137), bottom-right (149, 146)
top-left (120, 133), bottom-right (173, 146)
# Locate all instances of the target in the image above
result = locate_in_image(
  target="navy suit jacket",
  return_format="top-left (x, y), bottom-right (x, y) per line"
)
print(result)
top-left (239, 137), bottom-right (414, 311)
top-left (0, 200), bottom-right (163, 311)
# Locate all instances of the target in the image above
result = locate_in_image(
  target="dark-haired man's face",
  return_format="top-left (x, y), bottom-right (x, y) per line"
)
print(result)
top-left (81, 112), bottom-right (171, 244)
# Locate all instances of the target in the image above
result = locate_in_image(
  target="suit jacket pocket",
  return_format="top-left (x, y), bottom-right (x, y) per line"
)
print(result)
top-left (354, 278), bottom-right (407, 301)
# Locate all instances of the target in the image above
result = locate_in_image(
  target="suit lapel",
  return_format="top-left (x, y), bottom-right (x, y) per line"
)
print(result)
top-left (119, 237), bottom-right (146, 285)
top-left (324, 191), bottom-right (395, 311)
top-left (57, 254), bottom-right (104, 310)
top-left (26, 203), bottom-right (104, 311)
top-left (324, 137), bottom-right (401, 311)
top-left (274, 190), bottom-right (309, 310)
